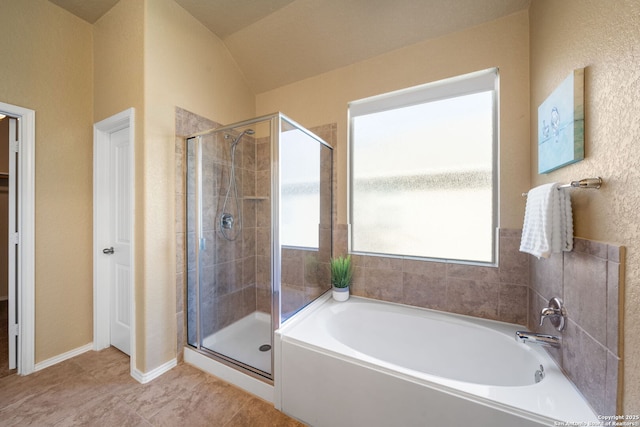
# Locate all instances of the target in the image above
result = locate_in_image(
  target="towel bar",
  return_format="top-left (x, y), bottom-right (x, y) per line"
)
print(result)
top-left (522, 177), bottom-right (602, 197)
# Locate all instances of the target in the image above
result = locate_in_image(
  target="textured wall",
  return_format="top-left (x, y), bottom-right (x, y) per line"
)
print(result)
top-left (0, 0), bottom-right (94, 362)
top-left (529, 0), bottom-right (640, 413)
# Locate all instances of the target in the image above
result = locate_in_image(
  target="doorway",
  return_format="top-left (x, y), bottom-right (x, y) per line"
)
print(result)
top-left (0, 101), bottom-right (36, 376)
top-left (93, 108), bottom-right (135, 363)
top-left (0, 114), bottom-right (13, 378)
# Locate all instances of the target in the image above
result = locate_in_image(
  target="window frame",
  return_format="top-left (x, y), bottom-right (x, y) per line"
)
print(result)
top-left (347, 68), bottom-right (499, 266)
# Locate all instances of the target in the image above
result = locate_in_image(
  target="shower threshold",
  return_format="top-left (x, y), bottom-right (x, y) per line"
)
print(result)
top-left (201, 311), bottom-right (272, 375)
top-left (184, 345), bottom-right (274, 403)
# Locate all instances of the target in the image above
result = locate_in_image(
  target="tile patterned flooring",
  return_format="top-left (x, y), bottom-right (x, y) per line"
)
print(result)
top-left (0, 346), bottom-right (305, 426)
top-left (0, 300), bottom-right (16, 379)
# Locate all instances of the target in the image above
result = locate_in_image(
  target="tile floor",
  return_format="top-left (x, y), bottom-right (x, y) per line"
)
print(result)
top-left (0, 346), bottom-right (305, 426)
top-left (0, 300), bottom-right (17, 379)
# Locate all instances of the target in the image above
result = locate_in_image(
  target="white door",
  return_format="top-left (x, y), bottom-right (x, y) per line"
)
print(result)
top-left (105, 127), bottom-right (132, 355)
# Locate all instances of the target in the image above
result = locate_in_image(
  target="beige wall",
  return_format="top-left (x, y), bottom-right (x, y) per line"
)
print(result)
top-left (93, 0), bottom-right (146, 369)
top-left (93, 0), bottom-right (145, 124)
top-left (0, 0), bottom-right (94, 362)
top-left (143, 0), bottom-right (255, 371)
top-left (0, 0), bottom-right (253, 372)
top-left (256, 11), bottom-right (531, 229)
top-left (146, 0), bottom-right (255, 127)
top-left (529, 0), bottom-right (640, 413)
top-left (94, 0), bottom-right (256, 372)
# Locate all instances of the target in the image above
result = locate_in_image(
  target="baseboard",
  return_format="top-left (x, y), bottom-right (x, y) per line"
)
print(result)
top-left (131, 357), bottom-right (177, 384)
top-left (34, 342), bottom-right (93, 372)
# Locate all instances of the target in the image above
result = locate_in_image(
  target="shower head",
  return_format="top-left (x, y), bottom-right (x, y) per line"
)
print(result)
top-left (230, 129), bottom-right (255, 147)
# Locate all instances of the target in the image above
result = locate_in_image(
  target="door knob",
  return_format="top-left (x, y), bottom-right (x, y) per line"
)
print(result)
top-left (103, 247), bottom-right (115, 255)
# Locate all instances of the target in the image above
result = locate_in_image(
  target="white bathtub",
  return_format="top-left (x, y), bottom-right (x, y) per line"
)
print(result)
top-left (275, 295), bottom-right (598, 427)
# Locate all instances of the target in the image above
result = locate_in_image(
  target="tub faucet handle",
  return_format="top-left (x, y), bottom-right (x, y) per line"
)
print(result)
top-left (539, 297), bottom-right (567, 331)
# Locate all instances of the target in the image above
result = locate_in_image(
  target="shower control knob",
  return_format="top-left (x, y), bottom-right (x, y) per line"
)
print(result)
top-left (102, 247), bottom-right (115, 255)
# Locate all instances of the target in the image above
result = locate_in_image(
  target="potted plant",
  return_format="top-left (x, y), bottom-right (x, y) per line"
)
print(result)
top-left (330, 255), bottom-right (352, 302)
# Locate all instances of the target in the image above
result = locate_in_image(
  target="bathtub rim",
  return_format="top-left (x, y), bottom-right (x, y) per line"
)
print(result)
top-left (276, 293), bottom-right (599, 424)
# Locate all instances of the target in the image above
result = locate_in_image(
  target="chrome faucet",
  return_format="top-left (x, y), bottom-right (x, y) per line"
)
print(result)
top-left (515, 331), bottom-right (561, 348)
top-left (539, 297), bottom-right (567, 331)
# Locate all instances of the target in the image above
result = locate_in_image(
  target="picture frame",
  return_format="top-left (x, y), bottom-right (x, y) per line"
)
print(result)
top-left (537, 68), bottom-right (585, 174)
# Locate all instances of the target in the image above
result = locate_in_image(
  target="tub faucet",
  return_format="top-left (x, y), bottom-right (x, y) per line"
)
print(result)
top-left (515, 331), bottom-right (561, 348)
top-left (539, 297), bottom-right (567, 331)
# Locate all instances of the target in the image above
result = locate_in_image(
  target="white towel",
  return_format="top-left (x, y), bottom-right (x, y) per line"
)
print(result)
top-left (519, 183), bottom-right (573, 258)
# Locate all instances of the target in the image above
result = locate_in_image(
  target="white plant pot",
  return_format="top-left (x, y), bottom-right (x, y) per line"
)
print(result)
top-left (332, 286), bottom-right (350, 302)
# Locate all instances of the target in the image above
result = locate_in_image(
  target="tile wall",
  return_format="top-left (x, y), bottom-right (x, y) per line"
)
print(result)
top-left (529, 238), bottom-right (623, 416)
top-left (196, 129), bottom-right (259, 340)
top-left (178, 110), bottom-right (264, 354)
top-left (254, 134), bottom-right (271, 313)
top-left (333, 229), bottom-right (531, 325)
top-left (176, 107), bottom-right (219, 361)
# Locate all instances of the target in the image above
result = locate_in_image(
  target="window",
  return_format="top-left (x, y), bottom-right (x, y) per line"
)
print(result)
top-left (348, 68), bottom-right (498, 264)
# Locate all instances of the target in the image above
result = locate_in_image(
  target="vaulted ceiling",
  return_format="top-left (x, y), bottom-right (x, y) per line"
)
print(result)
top-left (49, 0), bottom-right (530, 93)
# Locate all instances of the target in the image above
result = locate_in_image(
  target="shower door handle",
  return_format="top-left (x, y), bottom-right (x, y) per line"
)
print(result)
top-left (102, 247), bottom-right (115, 255)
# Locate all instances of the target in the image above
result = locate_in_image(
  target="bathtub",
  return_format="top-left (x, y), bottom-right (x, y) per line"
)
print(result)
top-left (275, 295), bottom-right (598, 427)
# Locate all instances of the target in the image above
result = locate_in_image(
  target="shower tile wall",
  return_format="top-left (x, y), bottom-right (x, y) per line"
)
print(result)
top-left (176, 108), bottom-right (261, 359)
top-left (255, 134), bottom-right (271, 314)
top-left (198, 131), bottom-right (258, 340)
top-left (529, 239), bottom-right (623, 416)
top-left (176, 107), bottom-right (219, 361)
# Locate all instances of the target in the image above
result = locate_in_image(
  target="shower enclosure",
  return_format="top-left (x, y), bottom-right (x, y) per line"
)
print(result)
top-left (186, 113), bottom-right (333, 381)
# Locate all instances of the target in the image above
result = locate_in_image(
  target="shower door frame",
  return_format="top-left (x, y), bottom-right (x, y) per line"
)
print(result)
top-left (186, 112), bottom-right (332, 383)
top-left (269, 115), bottom-right (282, 350)
top-left (188, 113), bottom-right (281, 383)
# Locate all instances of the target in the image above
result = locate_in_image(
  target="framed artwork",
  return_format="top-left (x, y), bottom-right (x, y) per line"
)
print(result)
top-left (537, 68), bottom-right (585, 174)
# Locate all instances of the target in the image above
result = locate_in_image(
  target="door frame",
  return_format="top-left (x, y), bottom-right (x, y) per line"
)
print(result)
top-left (0, 101), bottom-right (36, 375)
top-left (93, 108), bottom-right (135, 369)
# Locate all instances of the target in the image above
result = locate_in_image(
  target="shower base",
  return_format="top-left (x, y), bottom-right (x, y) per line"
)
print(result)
top-left (184, 310), bottom-right (274, 403)
top-left (202, 311), bottom-right (272, 374)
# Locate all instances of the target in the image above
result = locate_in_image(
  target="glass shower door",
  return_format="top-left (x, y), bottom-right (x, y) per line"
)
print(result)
top-left (185, 113), bottom-right (332, 381)
top-left (279, 117), bottom-right (333, 322)
top-left (187, 118), bottom-right (274, 378)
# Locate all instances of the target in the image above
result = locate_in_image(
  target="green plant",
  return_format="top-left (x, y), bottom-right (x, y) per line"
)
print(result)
top-left (330, 255), bottom-right (353, 289)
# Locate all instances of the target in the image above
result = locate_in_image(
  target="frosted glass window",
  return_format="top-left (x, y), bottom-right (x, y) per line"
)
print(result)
top-left (349, 69), bottom-right (498, 264)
